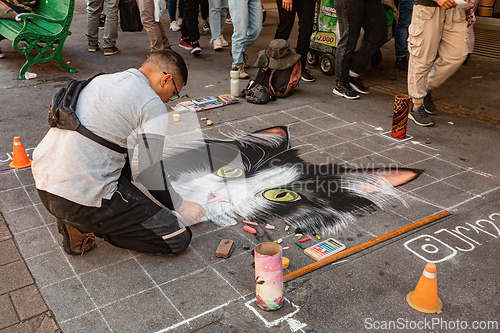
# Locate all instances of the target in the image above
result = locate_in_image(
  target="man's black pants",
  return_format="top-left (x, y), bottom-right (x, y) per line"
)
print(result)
top-left (38, 176), bottom-right (192, 256)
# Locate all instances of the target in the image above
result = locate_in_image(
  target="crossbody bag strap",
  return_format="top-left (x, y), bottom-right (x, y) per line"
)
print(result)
top-left (76, 124), bottom-right (128, 154)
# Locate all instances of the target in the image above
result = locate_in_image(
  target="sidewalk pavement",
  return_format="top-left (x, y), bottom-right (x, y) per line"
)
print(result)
top-left (1, 1), bottom-right (499, 332)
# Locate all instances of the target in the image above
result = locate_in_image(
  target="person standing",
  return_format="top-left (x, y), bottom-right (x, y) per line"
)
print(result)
top-left (168, 0), bottom-right (184, 31)
top-left (138, 0), bottom-right (171, 52)
top-left (394, 0), bottom-right (414, 70)
top-left (178, 0), bottom-right (202, 54)
top-left (209, 0), bottom-right (229, 50)
top-left (274, 0), bottom-right (316, 82)
top-left (333, 0), bottom-right (387, 99)
top-left (407, 0), bottom-right (473, 126)
top-left (86, 0), bottom-right (120, 55)
top-left (228, 0), bottom-right (263, 79)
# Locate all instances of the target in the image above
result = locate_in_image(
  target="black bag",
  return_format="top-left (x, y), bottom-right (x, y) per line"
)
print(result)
top-left (48, 74), bottom-right (127, 154)
top-left (252, 62), bottom-right (302, 98)
top-left (119, 0), bottom-right (143, 32)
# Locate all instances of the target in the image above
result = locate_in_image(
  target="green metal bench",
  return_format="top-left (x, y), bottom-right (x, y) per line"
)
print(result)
top-left (0, 0), bottom-right (78, 79)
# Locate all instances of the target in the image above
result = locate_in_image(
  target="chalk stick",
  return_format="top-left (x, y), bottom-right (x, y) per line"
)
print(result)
top-left (299, 237), bottom-right (311, 243)
top-left (243, 220), bottom-right (258, 226)
top-left (265, 224), bottom-right (275, 230)
top-left (243, 225), bottom-right (257, 234)
top-left (294, 241), bottom-right (305, 249)
top-left (216, 239), bottom-right (235, 258)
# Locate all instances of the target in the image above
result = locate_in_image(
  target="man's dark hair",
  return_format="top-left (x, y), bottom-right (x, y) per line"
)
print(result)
top-left (144, 49), bottom-right (188, 85)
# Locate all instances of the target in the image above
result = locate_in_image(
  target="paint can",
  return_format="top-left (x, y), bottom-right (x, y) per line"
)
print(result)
top-left (254, 242), bottom-right (284, 310)
top-left (391, 95), bottom-right (411, 139)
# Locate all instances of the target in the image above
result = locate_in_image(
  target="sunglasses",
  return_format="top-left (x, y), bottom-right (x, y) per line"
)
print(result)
top-left (163, 71), bottom-right (180, 101)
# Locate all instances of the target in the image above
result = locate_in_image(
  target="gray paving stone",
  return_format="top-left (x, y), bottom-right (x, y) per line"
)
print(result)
top-left (228, 117), bottom-right (276, 133)
top-left (35, 204), bottom-right (56, 225)
top-left (0, 217), bottom-right (12, 242)
top-left (407, 157), bottom-right (467, 180)
top-left (79, 258), bottom-right (155, 307)
top-left (25, 251), bottom-right (75, 288)
top-left (10, 285), bottom-right (48, 321)
top-left (23, 184), bottom-right (41, 205)
top-left (58, 310), bottom-right (110, 333)
top-left (101, 288), bottom-right (184, 333)
top-left (0, 171), bottom-right (20, 192)
top-left (284, 106), bottom-right (325, 121)
top-left (329, 123), bottom-right (374, 142)
top-left (41, 277), bottom-right (96, 323)
top-left (14, 226), bottom-right (58, 259)
top-left (379, 144), bottom-right (437, 167)
top-left (305, 115), bottom-right (349, 131)
top-left (160, 267), bottom-right (240, 318)
top-left (12, 168), bottom-right (35, 187)
top-left (411, 181), bottom-right (473, 210)
top-left (0, 239), bottom-right (21, 266)
top-left (2, 206), bottom-right (45, 234)
top-left (213, 252), bottom-right (256, 296)
top-left (322, 142), bottom-right (374, 163)
top-left (347, 153), bottom-right (402, 170)
top-left (300, 130), bottom-right (347, 149)
top-left (0, 188), bottom-right (32, 213)
top-left (0, 293), bottom-right (19, 330)
top-left (0, 261), bottom-right (33, 295)
top-left (351, 134), bottom-right (399, 153)
top-left (443, 170), bottom-right (500, 196)
top-left (287, 121), bottom-right (321, 138)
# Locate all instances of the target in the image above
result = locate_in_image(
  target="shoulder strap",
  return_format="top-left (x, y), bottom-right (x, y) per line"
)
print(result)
top-left (76, 125), bottom-right (128, 154)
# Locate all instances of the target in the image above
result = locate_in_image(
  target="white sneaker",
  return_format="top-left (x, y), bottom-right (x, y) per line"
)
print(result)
top-left (220, 36), bottom-right (229, 47)
top-left (201, 19), bottom-right (210, 32)
top-left (170, 21), bottom-right (180, 31)
top-left (213, 37), bottom-right (223, 50)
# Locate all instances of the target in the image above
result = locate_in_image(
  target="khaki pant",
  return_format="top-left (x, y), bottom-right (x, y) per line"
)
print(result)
top-left (407, 6), bottom-right (468, 105)
top-left (137, 0), bottom-right (170, 52)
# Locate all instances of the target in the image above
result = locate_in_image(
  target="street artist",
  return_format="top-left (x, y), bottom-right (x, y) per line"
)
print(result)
top-left (31, 50), bottom-right (206, 256)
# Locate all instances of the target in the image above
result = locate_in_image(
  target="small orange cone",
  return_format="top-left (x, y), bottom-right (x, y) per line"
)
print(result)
top-left (406, 262), bottom-right (443, 313)
top-left (9, 137), bottom-right (32, 169)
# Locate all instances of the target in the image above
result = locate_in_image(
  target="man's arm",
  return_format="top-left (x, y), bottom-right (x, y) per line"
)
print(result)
top-left (134, 135), bottom-right (206, 224)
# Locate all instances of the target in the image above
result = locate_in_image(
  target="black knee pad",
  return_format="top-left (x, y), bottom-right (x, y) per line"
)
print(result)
top-left (162, 226), bottom-right (192, 256)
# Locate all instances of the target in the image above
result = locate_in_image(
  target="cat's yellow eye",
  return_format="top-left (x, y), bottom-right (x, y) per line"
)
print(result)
top-left (263, 189), bottom-right (300, 202)
top-left (217, 165), bottom-right (244, 178)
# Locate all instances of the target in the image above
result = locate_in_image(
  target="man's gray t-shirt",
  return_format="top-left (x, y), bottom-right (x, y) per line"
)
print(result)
top-left (32, 69), bottom-right (169, 207)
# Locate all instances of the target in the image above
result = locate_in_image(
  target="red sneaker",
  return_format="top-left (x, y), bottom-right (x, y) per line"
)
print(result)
top-left (179, 37), bottom-right (193, 51)
top-left (191, 41), bottom-right (201, 55)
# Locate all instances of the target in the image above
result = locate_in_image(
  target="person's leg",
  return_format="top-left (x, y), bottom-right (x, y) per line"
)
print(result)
top-left (182, 0), bottom-right (200, 42)
top-left (274, 0), bottom-right (296, 41)
top-left (178, 0), bottom-right (184, 19)
top-left (243, 0), bottom-right (262, 52)
top-left (395, 0), bottom-right (414, 59)
top-left (426, 8), bottom-right (468, 91)
top-left (168, 0), bottom-right (178, 22)
top-left (102, 0), bottom-right (119, 49)
top-left (228, 0), bottom-right (248, 67)
top-left (209, 0), bottom-right (222, 40)
top-left (350, 0), bottom-right (387, 75)
top-left (138, 0), bottom-right (171, 51)
top-left (86, 0), bottom-right (105, 47)
top-left (295, 0), bottom-right (315, 69)
top-left (334, 0), bottom-right (363, 87)
top-left (200, 0), bottom-right (209, 20)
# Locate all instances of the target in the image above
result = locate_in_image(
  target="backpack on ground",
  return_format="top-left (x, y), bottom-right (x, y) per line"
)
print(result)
top-left (252, 61), bottom-right (302, 99)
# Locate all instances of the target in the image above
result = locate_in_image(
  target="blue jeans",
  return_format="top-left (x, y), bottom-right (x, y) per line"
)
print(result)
top-left (209, 0), bottom-right (228, 40)
top-left (168, 0), bottom-right (184, 22)
top-left (395, 0), bottom-right (414, 58)
top-left (228, 0), bottom-right (262, 67)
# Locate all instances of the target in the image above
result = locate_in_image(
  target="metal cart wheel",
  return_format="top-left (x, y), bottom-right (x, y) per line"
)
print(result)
top-left (306, 52), bottom-right (319, 66)
top-left (320, 54), bottom-right (335, 76)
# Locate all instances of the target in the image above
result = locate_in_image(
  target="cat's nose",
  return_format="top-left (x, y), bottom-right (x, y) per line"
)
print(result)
top-left (207, 192), bottom-right (231, 204)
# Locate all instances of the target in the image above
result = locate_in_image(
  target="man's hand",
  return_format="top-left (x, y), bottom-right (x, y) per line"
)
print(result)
top-left (434, 0), bottom-right (457, 9)
top-left (282, 0), bottom-right (293, 11)
top-left (176, 200), bottom-right (206, 225)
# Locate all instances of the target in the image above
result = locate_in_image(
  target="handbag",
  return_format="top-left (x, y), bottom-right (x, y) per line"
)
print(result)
top-left (119, 0), bottom-right (143, 32)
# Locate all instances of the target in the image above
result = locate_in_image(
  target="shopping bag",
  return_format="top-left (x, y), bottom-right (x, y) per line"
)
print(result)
top-left (119, 0), bottom-right (143, 32)
top-left (154, 0), bottom-right (167, 22)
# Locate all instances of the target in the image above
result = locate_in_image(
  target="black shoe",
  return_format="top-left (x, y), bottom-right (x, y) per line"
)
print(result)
top-left (349, 76), bottom-right (370, 94)
top-left (423, 92), bottom-right (436, 114)
top-left (99, 15), bottom-right (105, 30)
top-left (395, 56), bottom-right (408, 70)
top-left (57, 219), bottom-right (96, 256)
top-left (408, 106), bottom-right (434, 127)
top-left (301, 68), bottom-right (315, 82)
top-left (191, 41), bottom-right (201, 54)
top-left (333, 84), bottom-right (360, 100)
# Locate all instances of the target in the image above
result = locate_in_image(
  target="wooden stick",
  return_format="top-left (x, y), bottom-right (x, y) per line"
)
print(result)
top-left (283, 210), bottom-right (452, 283)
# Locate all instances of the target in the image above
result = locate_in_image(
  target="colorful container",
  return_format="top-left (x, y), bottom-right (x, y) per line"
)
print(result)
top-left (391, 95), bottom-right (411, 139)
top-left (254, 242), bottom-right (284, 311)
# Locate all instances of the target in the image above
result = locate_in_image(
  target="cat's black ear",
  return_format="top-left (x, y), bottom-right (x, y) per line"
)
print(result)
top-left (252, 126), bottom-right (289, 140)
top-left (347, 168), bottom-right (422, 193)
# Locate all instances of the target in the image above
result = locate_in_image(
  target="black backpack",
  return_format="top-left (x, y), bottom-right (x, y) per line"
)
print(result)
top-left (48, 74), bottom-right (127, 154)
top-left (251, 61), bottom-right (302, 99)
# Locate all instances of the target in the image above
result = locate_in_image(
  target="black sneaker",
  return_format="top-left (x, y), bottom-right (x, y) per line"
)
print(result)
top-left (333, 84), bottom-right (360, 100)
top-left (423, 92), bottom-right (436, 114)
top-left (301, 68), bottom-right (315, 82)
top-left (191, 41), bottom-right (201, 54)
top-left (349, 76), bottom-right (370, 94)
top-left (395, 56), bottom-right (408, 70)
top-left (408, 106), bottom-right (434, 127)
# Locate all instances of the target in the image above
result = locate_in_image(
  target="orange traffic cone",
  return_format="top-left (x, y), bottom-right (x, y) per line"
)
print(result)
top-left (9, 137), bottom-right (32, 169)
top-left (406, 262), bottom-right (443, 313)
